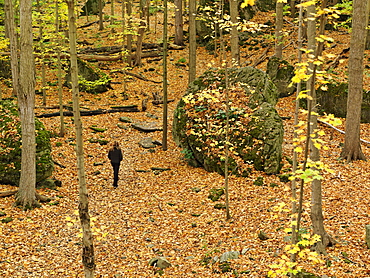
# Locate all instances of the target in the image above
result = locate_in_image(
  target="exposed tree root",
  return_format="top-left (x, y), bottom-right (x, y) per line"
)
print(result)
top-left (0, 190), bottom-right (52, 203)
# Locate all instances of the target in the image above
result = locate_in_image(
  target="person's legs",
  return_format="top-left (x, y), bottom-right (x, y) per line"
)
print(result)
top-left (112, 163), bottom-right (120, 187)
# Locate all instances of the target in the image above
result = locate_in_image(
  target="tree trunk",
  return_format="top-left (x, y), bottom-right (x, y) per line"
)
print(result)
top-left (126, 0), bottom-right (133, 66)
top-left (340, 0), bottom-right (368, 162)
top-left (55, 0), bottom-right (65, 137)
top-left (275, 1), bottom-right (284, 58)
top-left (15, 0), bottom-right (38, 209)
top-left (98, 0), bottom-right (104, 31)
top-left (4, 0), bottom-right (19, 97)
top-left (174, 0), bottom-right (184, 46)
top-left (162, 0), bottom-right (168, 150)
top-left (188, 0), bottom-right (196, 84)
top-left (134, 3), bottom-right (147, 67)
top-left (67, 1), bottom-right (95, 276)
top-left (230, 0), bottom-right (239, 65)
top-left (307, 0), bottom-right (334, 254)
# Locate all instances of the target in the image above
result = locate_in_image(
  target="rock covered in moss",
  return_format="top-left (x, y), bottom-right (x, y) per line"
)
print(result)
top-left (0, 100), bottom-right (54, 186)
top-left (65, 58), bottom-right (111, 94)
top-left (173, 67), bottom-right (283, 176)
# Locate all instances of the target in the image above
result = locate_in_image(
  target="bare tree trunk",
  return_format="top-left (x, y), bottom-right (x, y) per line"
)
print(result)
top-left (98, 0), bottom-right (104, 31)
top-left (174, 0), bottom-right (184, 46)
top-left (230, 0), bottom-right (239, 65)
top-left (188, 0), bottom-right (196, 84)
top-left (134, 1), bottom-right (147, 67)
top-left (67, 1), bottom-right (95, 276)
top-left (290, 1), bottom-right (304, 264)
top-left (307, 0), bottom-right (334, 254)
top-left (4, 0), bottom-right (19, 97)
top-left (162, 0), bottom-right (168, 150)
top-left (15, 0), bottom-right (38, 209)
top-left (55, 0), bottom-right (65, 137)
top-left (275, 1), bottom-right (284, 58)
top-left (133, 19), bottom-right (146, 66)
top-left (36, 0), bottom-right (47, 106)
top-left (126, 0), bottom-right (133, 67)
top-left (340, 0), bottom-right (368, 162)
top-left (290, 0), bottom-right (296, 16)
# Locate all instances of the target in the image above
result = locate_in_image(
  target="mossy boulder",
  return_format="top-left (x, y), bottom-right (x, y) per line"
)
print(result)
top-left (80, 0), bottom-right (105, 16)
top-left (0, 100), bottom-right (54, 186)
top-left (266, 56), bottom-right (295, 98)
top-left (65, 58), bottom-right (111, 94)
top-left (173, 67), bottom-right (283, 176)
top-left (316, 82), bottom-right (370, 123)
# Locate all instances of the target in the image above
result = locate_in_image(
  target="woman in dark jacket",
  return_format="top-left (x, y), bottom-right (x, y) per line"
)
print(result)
top-left (108, 141), bottom-right (123, 188)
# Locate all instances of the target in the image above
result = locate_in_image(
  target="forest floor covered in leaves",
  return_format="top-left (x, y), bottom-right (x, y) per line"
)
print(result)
top-left (1, 5), bottom-right (370, 278)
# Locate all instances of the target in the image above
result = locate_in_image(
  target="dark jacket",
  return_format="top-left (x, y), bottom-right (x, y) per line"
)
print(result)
top-left (108, 147), bottom-right (123, 164)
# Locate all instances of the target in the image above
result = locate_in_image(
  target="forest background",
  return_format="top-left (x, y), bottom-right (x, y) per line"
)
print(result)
top-left (0, 0), bottom-right (370, 277)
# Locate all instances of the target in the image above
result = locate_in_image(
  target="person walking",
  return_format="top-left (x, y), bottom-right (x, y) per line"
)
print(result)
top-left (108, 141), bottom-right (123, 188)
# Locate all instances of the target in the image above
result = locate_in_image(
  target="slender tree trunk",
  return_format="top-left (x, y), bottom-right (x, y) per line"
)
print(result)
top-left (188, 0), bottom-right (196, 84)
top-left (230, 0), bottom-right (239, 65)
top-left (126, 0), bottom-right (133, 67)
top-left (290, 0), bottom-right (296, 16)
top-left (15, 0), bottom-right (38, 209)
top-left (162, 0), bottom-right (168, 150)
top-left (290, 1), bottom-right (304, 264)
top-left (340, 0), bottom-right (369, 162)
top-left (224, 67), bottom-right (231, 220)
top-left (174, 0), bottom-right (184, 46)
top-left (98, 0), bottom-right (104, 31)
top-left (55, 0), bottom-right (65, 137)
top-left (111, 0), bottom-right (115, 27)
top-left (4, 0), bottom-right (19, 97)
top-left (307, 0), bottom-right (334, 254)
top-left (134, 1), bottom-right (146, 67)
top-left (275, 1), bottom-right (284, 58)
top-left (36, 0), bottom-right (47, 106)
top-left (67, 1), bottom-right (95, 276)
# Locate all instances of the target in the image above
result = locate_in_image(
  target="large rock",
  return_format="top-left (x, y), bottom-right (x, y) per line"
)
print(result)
top-left (173, 67), bottom-right (283, 176)
top-left (267, 56), bottom-right (296, 98)
top-left (65, 58), bottom-right (111, 94)
top-left (316, 82), bottom-right (370, 123)
top-left (0, 100), bottom-right (54, 186)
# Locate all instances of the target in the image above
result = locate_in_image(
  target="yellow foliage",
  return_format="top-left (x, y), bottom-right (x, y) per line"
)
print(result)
top-left (241, 0), bottom-right (255, 8)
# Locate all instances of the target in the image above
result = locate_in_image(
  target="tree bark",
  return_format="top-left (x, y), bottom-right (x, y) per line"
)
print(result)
top-left (188, 0), bottom-right (196, 84)
top-left (174, 0), bottom-right (184, 46)
top-left (230, 0), bottom-right (239, 65)
top-left (15, 0), bottom-right (38, 209)
top-left (307, 0), bottom-right (334, 254)
top-left (4, 0), bottom-right (19, 97)
top-left (67, 1), bottom-right (95, 277)
top-left (275, 1), bottom-right (284, 58)
top-left (162, 0), bottom-right (168, 150)
top-left (340, 0), bottom-right (368, 162)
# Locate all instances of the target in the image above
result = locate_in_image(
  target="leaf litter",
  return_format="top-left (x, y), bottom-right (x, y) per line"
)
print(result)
top-left (1, 5), bottom-right (370, 278)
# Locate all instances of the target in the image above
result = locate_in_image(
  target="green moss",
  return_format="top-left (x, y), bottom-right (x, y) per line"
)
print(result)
top-left (0, 100), bottom-right (53, 186)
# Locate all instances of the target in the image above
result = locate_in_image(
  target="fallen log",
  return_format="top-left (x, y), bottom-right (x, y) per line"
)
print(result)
top-left (326, 47), bottom-right (350, 70)
top-left (79, 42), bottom-right (184, 54)
top-left (152, 99), bottom-right (175, 105)
top-left (113, 70), bottom-right (162, 83)
top-left (36, 105), bottom-right (140, 118)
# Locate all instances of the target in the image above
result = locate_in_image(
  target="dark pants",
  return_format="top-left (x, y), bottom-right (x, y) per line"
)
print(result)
top-left (111, 162), bottom-right (120, 187)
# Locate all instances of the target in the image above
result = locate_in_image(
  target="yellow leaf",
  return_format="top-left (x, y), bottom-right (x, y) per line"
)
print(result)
top-left (241, 0), bottom-right (255, 8)
top-left (294, 146), bottom-right (303, 153)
